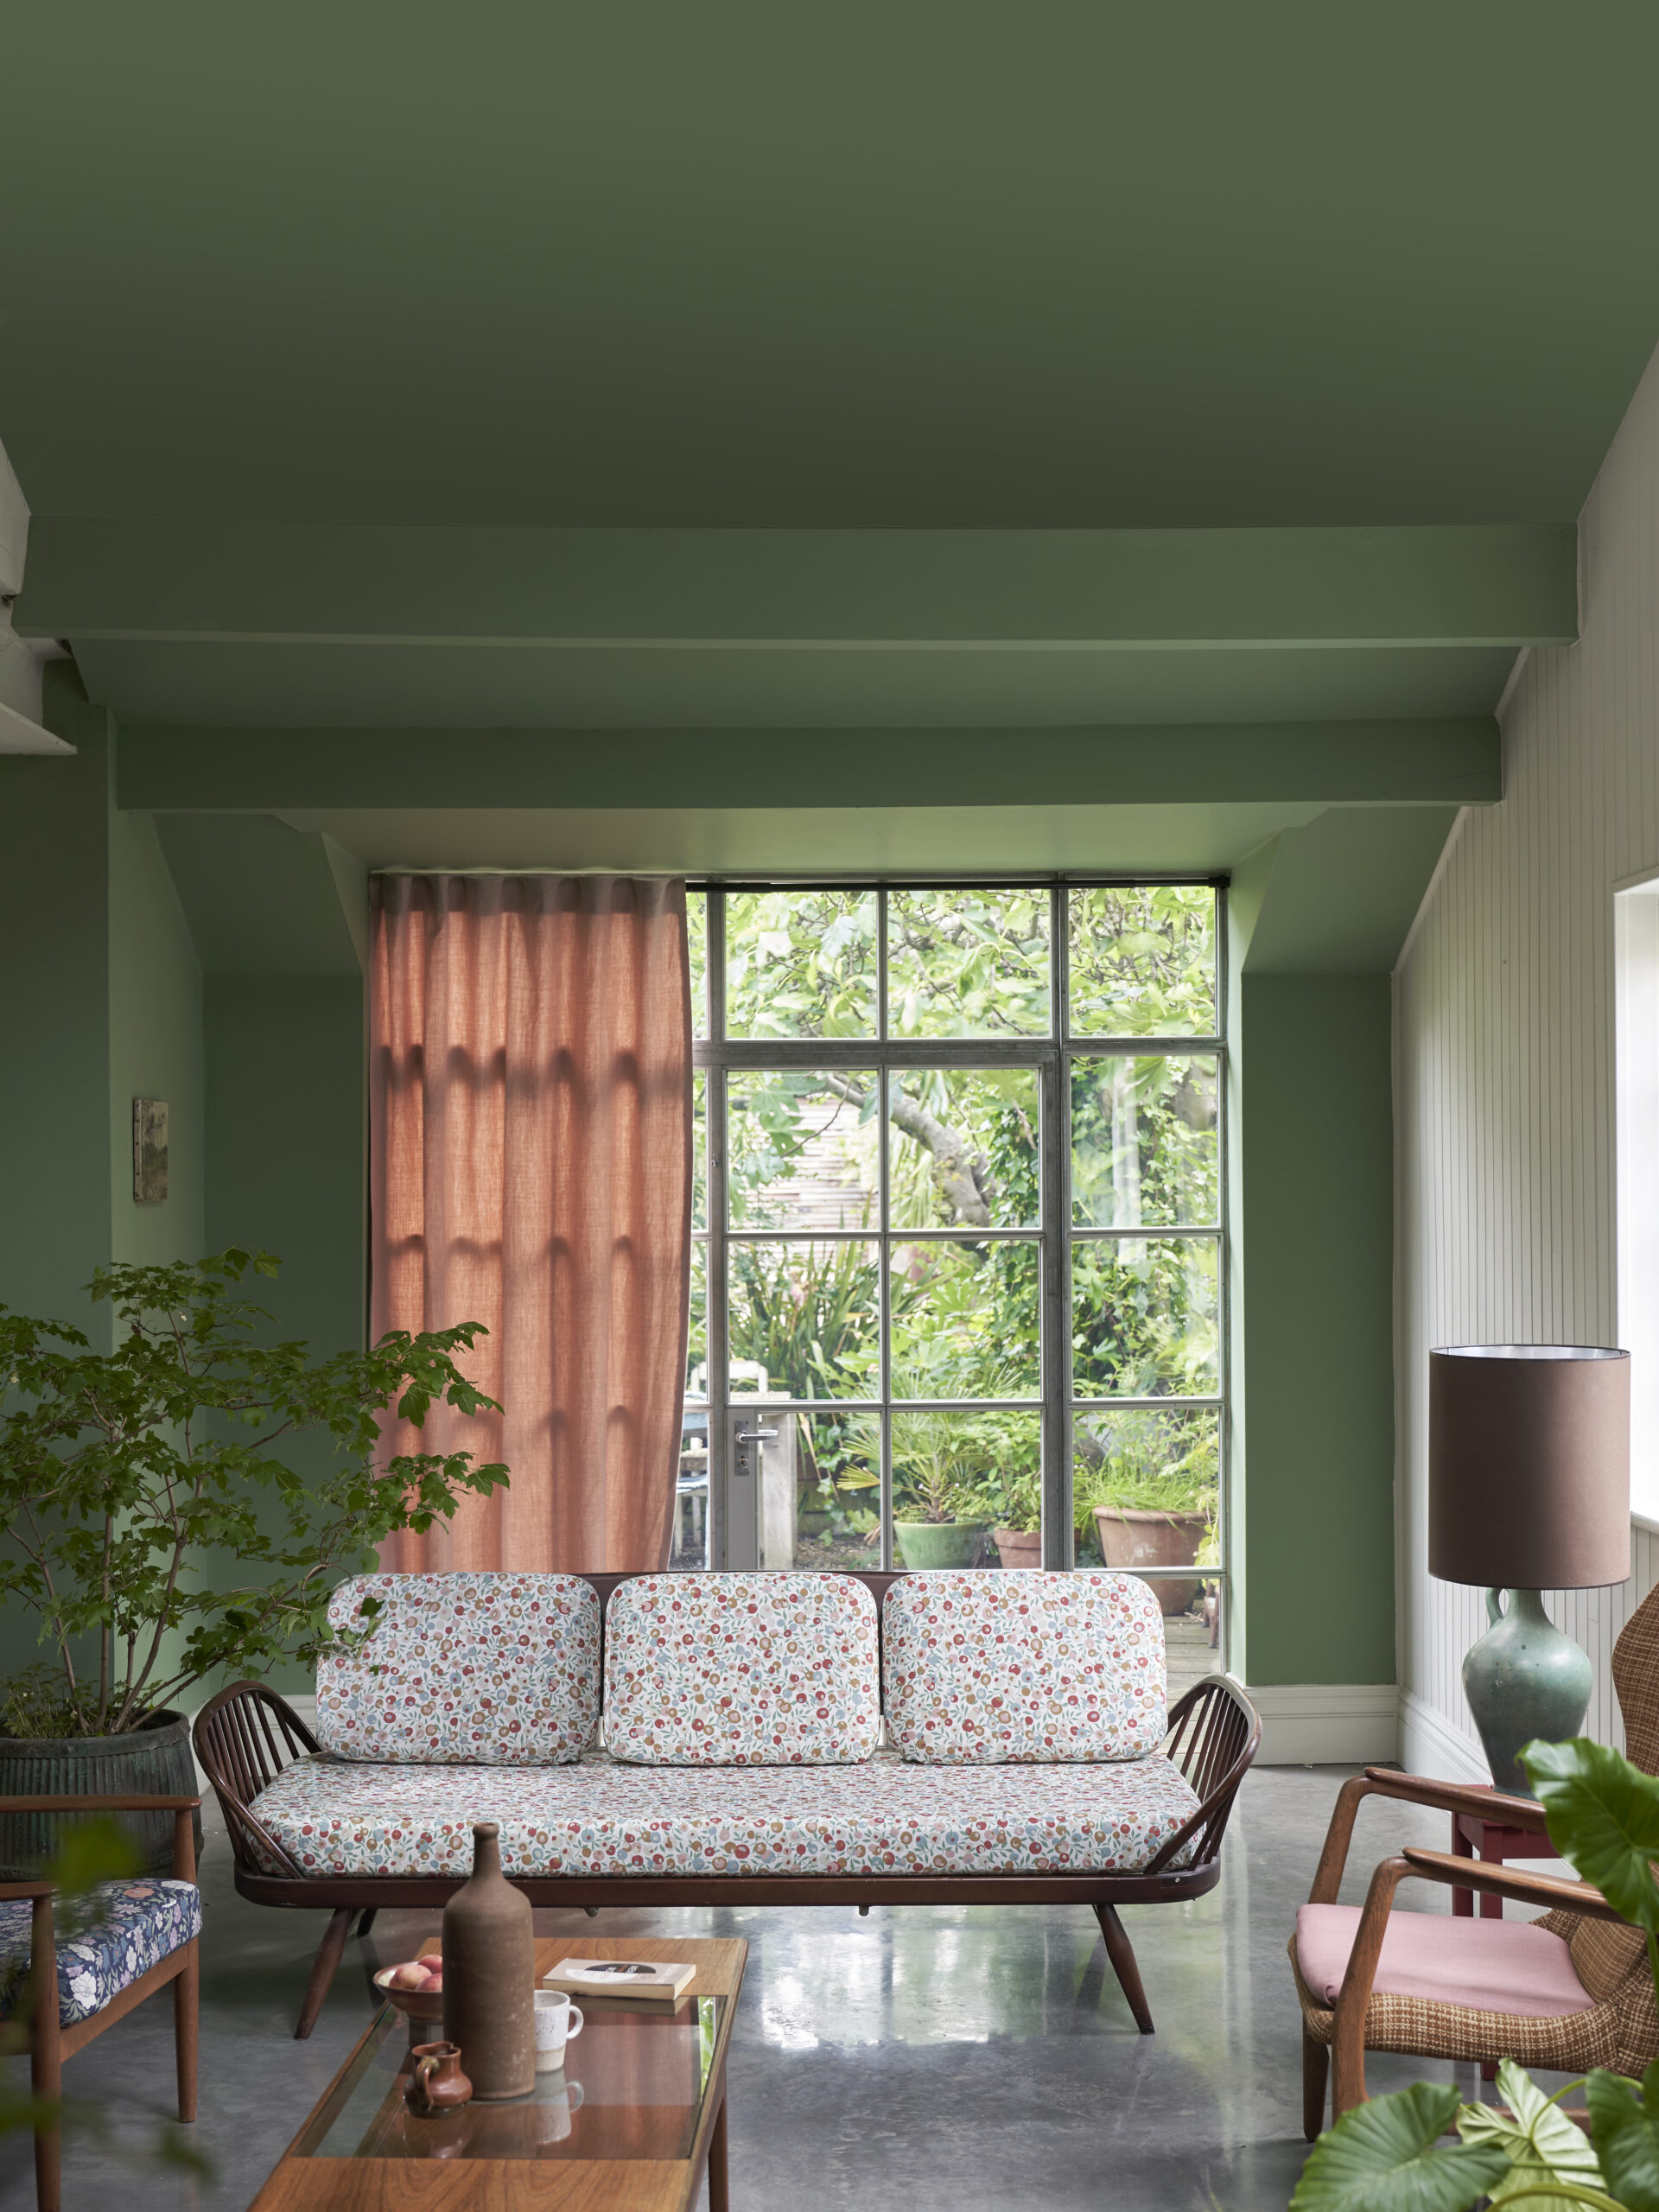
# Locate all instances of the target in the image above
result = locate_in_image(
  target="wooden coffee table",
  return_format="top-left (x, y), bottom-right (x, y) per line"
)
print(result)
top-left (248, 1935), bottom-right (747, 2212)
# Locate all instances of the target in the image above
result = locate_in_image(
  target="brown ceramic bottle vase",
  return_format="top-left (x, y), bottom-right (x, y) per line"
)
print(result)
top-left (442, 1821), bottom-right (537, 2101)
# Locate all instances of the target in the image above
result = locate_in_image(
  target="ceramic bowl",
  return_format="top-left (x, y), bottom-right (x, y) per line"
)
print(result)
top-left (372, 1964), bottom-right (446, 2028)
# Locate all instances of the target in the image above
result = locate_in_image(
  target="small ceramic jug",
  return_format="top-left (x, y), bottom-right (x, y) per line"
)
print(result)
top-left (404, 2042), bottom-right (474, 2115)
top-left (442, 1821), bottom-right (537, 2101)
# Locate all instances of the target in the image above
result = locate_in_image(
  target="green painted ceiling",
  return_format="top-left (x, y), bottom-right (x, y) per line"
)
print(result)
top-left (3, 3), bottom-right (1659, 529)
top-left (5, 4), bottom-right (1657, 964)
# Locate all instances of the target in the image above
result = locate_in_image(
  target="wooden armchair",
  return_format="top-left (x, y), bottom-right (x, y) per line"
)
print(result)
top-left (0, 1794), bottom-right (201, 2212)
top-left (1290, 1766), bottom-right (1655, 2137)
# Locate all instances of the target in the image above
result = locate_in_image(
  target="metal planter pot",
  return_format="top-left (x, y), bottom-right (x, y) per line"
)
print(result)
top-left (0, 1708), bottom-right (200, 1878)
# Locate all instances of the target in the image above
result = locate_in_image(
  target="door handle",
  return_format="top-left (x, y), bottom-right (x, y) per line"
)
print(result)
top-left (734, 1427), bottom-right (779, 1442)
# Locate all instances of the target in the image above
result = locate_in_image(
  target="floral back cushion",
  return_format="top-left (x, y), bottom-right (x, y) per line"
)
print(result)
top-left (315, 1573), bottom-right (601, 1764)
top-left (883, 1571), bottom-right (1167, 1764)
top-left (604, 1574), bottom-right (881, 1765)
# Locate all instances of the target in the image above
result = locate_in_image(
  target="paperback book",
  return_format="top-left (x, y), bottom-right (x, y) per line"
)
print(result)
top-left (542, 1956), bottom-right (696, 2004)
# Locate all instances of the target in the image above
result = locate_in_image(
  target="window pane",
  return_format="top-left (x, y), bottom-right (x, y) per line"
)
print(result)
top-left (1071, 1055), bottom-right (1218, 1227)
top-left (1068, 886), bottom-right (1217, 1038)
top-left (728, 1071), bottom-right (879, 1231)
top-left (691, 1071), bottom-right (706, 1231)
top-left (792, 1411), bottom-right (882, 1572)
top-left (887, 887), bottom-right (1051, 1038)
top-left (728, 1240), bottom-right (880, 1399)
top-left (686, 1242), bottom-right (708, 1396)
top-left (724, 889), bottom-right (879, 1040)
top-left (888, 1068), bottom-right (1039, 1230)
top-left (688, 891), bottom-right (709, 1040)
top-left (890, 1238), bottom-right (1040, 1401)
top-left (892, 1410), bottom-right (1040, 1568)
top-left (1072, 1408), bottom-right (1219, 1611)
top-left (1071, 1236), bottom-right (1219, 1398)
top-left (671, 1406), bottom-right (710, 1570)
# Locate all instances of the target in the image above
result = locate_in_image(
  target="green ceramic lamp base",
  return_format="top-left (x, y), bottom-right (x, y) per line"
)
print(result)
top-left (1462, 1588), bottom-right (1592, 1797)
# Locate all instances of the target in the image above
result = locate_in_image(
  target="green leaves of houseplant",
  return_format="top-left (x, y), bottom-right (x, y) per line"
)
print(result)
top-left (1289, 2082), bottom-right (1510, 2212)
top-left (0, 1249), bottom-right (509, 1736)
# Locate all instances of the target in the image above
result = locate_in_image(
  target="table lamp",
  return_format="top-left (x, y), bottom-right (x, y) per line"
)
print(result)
top-left (1429, 1344), bottom-right (1630, 1796)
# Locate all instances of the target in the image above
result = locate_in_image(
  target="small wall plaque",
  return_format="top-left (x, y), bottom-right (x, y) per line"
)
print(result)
top-left (133, 1098), bottom-right (168, 1203)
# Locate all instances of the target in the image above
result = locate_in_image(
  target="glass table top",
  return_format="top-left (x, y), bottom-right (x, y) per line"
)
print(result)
top-left (297, 1997), bottom-right (725, 2164)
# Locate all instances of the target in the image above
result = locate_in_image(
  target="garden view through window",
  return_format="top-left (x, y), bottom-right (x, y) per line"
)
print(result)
top-left (676, 882), bottom-right (1226, 1683)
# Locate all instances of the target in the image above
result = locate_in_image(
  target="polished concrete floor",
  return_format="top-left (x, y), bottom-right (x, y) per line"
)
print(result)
top-left (1, 1770), bottom-right (1525, 2212)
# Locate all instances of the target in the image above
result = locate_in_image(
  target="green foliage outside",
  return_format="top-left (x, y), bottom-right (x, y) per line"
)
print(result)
top-left (1289, 1735), bottom-right (1659, 2212)
top-left (697, 886), bottom-right (1222, 1548)
top-left (0, 1251), bottom-right (508, 1738)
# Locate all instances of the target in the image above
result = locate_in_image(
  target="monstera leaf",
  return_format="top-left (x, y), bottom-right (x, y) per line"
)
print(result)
top-left (1290, 2083), bottom-right (1511, 2212)
top-left (1521, 1738), bottom-right (1659, 1941)
top-left (1586, 2063), bottom-right (1659, 2212)
top-left (1459, 2062), bottom-right (1605, 2211)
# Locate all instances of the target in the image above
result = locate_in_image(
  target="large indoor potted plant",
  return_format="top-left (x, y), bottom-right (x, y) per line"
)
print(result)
top-left (0, 1249), bottom-right (508, 1875)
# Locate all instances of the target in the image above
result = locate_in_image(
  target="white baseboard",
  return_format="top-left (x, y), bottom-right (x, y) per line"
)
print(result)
top-left (1399, 1688), bottom-right (1488, 1784)
top-left (1245, 1682), bottom-right (1401, 1765)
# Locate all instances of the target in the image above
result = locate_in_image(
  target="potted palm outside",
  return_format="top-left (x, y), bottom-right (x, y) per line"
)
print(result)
top-left (0, 1249), bottom-right (508, 1875)
top-left (1074, 1418), bottom-right (1217, 1616)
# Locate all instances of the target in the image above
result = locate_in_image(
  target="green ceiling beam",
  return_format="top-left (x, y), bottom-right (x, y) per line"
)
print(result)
top-left (116, 718), bottom-right (1499, 814)
top-left (19, 522), bottom-right (1575, 652)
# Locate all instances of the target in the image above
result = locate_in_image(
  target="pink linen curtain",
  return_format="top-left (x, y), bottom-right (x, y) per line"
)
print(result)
top-left (370, 874), bottom-right (692, 1573)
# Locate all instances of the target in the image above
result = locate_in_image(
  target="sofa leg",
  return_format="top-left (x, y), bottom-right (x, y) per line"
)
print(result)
top-left (296, 1909), bottom-right (353, 2041)
top-left (353, 1909), bottom-right (378, 1939)
top-left (1302, 2030), bottom-right (1329, 2141)
top-left (858, 1904), bottom-right (870, 1917)
top-left (584, 1905), bottom-right (600, 1918)
top-left (1094, 1904), bottom-right (1154, 2034)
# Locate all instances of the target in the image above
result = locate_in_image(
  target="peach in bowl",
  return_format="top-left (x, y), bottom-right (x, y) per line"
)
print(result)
top-left (373, 1952), bottom-right (445, 2028)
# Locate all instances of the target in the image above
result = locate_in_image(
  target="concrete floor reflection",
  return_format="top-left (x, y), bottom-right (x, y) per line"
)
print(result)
top-left (0, 1768), bottom-right (1513, 2212)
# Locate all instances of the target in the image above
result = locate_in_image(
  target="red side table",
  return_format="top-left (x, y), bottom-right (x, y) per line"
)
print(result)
top-left (1449, 1785), bottom-right (1557, 1916)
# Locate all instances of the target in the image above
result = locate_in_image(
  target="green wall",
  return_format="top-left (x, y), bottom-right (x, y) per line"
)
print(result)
top-left (204, 975), bottom-right (365, 1357)
top-left (1236, 973), bottom-right (1396, 1686)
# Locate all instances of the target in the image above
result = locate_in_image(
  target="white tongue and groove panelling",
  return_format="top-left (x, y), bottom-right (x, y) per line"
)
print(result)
top-left (1395, 334), bottom-right (1659, 1779)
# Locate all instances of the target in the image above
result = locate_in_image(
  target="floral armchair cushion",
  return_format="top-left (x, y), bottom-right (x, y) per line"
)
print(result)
top-left (883, 1570), bottom-right (1168, 1764)
top-left (315, 1573), bottom-right (601, 1764)
top-left (604, 1573), bottom-right (881, 1765)
top-left (0, 1879), bottom-right (201, 2028)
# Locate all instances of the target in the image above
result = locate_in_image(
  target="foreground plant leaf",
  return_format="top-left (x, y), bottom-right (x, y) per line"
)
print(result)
top-left (1586, 2062), bottom-right (1659, 2212)
top-left (1290, 2083), bottom-right (1511, 2212)
top-left (1522, 1739), bottom-right (1659, 1941)
top-left (1457, 2062), bottom-right (1605, 2211)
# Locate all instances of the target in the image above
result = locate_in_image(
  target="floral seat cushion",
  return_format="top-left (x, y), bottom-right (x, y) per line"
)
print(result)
top-left (0, 1880), bottom-right (201, 2028)
top-left (315, 1572), bottom-right (601, 1764)
top-left (604, 1573), bottom-right (880, 1765)
top-left (883, 1571), bottom-right (1168, 1764)
top-left (247, 1747), bottom-right (1199, 1877)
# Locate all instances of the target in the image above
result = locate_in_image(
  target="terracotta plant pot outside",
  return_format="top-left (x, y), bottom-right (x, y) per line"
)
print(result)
top-left (994, 1528), bottom-right (1042, 1570)
top-left (893, 1521), bottom-right (990, 1569)
top-left (1092, 1507), bottom-right (1210, 1616)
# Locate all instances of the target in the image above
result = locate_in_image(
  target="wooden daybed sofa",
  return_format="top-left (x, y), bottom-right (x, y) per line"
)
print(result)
top-left (194, 1567), bottom-right (1259, 2040)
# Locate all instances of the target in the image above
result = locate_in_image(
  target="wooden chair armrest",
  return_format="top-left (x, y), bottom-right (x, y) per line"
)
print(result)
top-left (1401, 1847), bottom-right (1622, 1919)
top-left (0, 1881), bottom-right (55, 1900)
top-left (0, 1795), bottom-right (200, 1814)
top-left (1307, 1767), bottom-right (1547, 1905)
top-left (1363, 1768), bottom-right (1548, 1830)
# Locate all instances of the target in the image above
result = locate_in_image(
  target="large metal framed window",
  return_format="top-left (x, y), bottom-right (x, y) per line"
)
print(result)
top-left (675, 880), bottom-right (1228, 1670)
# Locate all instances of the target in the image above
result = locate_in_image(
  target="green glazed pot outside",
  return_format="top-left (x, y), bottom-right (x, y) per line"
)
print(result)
top-left (893, 1522), bottom-right (991, 1569)
top-left (0, 1707), bottom-right (200, 1878)
top-left (1462, 1590), bottom-right (1593, 1797)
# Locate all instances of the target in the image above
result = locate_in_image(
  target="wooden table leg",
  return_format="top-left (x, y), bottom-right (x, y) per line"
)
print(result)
top-left (707, 2071), bottom-right (728, 2212)
top-left (1450, 1815), bottom-right (1475, 1917)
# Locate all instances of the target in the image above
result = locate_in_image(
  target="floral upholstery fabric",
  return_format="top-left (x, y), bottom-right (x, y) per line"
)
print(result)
top-left (604, 1574), bottom-right (880, 1765)
top-left (247, 1746), bottom-right (1200, 1878)
top-left (315, 1573), bottom-right (601, 1764)
top-left (883, 1572), bottom-right (1167, 1764)
top-left (0, 1881), bottom-right (200, 2028)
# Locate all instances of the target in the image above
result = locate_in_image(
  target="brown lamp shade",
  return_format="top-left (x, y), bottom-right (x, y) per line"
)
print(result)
top-left (1429, 1345), bottom-right (1630, 1589)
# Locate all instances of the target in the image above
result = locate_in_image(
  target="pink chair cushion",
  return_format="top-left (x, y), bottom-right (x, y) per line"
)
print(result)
top-left (1295, 1904), bottom-right (1596, 2018)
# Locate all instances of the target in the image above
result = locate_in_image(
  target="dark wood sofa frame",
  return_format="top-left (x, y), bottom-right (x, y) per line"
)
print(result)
top-left (193, 1570), bottom-right (1260, 2042)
